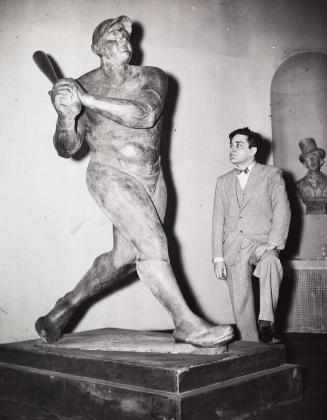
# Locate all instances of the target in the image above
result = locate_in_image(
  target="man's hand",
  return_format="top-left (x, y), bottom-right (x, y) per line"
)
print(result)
top-left (50, 78), bottom-right (82, 119)
top-left (214, 261), bottom-right (227, 280)
top-left (255, 242), bottom-right (277, 260)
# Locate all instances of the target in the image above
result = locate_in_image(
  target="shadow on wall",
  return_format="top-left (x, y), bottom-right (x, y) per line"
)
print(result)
top-left (129, 21), bottom-right (143, 66)
top-left (160, 74), bottom-right (206, 317)
top-left (256, 134), bottom-right (272, 165)
top-left (282, 171), bottom-right (303, 259)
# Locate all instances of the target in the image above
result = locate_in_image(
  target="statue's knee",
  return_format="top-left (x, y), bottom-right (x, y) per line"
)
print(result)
top-left (111, 250), bottom-right (135, 268)
top-left (138, 234), bottom-right (168, 260)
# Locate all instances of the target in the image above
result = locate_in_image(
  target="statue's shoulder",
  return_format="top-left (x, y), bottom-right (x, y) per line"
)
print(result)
top-left (296, 176), bottom-right (306, 187)
top-left (320, 171), bottom-right (327, 181)
top-left (132, 65), bottom-right (167, 82)
top-left (76, 68), bottom-right (101, 88)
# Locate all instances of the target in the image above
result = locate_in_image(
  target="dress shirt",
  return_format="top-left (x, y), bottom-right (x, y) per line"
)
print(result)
top-left (236, 161), bottom-right (255, 190)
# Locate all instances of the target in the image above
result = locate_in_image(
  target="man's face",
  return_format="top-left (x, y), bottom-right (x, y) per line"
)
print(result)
top-left (303, 151), bottom-right (323, 172)
top-left (99, 23), bottom-right (132, 63)
top-left (229, 134), bottom-right (256, 166)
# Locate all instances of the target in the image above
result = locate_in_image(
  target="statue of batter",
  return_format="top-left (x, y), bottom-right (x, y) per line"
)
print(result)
top-left (35, 16), bottom-right (233, 347)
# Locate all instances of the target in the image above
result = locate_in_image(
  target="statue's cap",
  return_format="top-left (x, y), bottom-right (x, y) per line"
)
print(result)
top-left (92, 16), bottom-right (132, 47)
top-left (298, 137), bottom-right (326, 162)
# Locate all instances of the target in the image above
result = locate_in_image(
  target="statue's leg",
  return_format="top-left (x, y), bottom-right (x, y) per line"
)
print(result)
top-left (35, 227), bottom-right (137, 343)
top-left (85, 166), bottom-right (233, 347)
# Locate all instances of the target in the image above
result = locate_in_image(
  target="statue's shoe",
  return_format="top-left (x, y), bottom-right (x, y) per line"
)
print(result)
top-left (35, 316), bottom-right (62, 343)
top-left (173, 324), bottom-right (234, 348)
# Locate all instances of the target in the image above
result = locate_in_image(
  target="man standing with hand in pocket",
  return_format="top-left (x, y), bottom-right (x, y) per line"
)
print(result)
top-left (212, 127), bottom-right (291, 343)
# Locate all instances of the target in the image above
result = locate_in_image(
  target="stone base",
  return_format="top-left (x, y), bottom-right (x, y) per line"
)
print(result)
top-left (0, 328), bottom-right (302, 420)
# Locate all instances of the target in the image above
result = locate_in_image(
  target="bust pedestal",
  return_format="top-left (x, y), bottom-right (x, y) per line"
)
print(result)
top-left (278, 260), bottom-right (327, 333)
top-left (278, 215), bottom-right (327, 333)
top-left (290, 215), bottom-right (327, 260)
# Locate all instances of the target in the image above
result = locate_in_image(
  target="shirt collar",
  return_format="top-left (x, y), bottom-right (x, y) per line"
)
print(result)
top-left (234, 161), bottom-right (256, 175)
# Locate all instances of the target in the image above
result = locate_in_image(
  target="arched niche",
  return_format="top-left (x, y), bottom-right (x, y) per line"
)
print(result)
top-left (272, 52), bottom-right (327, 176)
top-left (271, 52), bottom-right (327, 259)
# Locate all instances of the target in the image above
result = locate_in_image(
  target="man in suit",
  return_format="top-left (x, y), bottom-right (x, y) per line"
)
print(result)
top-left (212, 127), bottom-right (291, 342)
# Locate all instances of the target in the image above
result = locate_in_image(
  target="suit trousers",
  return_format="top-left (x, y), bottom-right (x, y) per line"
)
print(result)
top-left (226, 240), bottom-right (283, 341)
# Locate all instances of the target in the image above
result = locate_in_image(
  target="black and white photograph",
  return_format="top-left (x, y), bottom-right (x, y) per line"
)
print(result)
top-left (0, 0), bottom-right (326, 418)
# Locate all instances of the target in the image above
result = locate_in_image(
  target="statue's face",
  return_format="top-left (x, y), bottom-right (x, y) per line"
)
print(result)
top-left (99, 23), bottom-right (132, 63)
top-left (303, 151), bottom-right (323, 172)
top-left (229, 134), bottom-right (256, 166)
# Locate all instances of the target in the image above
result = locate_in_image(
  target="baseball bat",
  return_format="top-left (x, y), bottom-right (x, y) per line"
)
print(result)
top-left (33, 50), bottom-right (60, 84)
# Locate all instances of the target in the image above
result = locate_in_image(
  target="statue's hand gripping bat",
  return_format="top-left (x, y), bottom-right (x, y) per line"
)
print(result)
top-left (33, 50), bottom-right (83, 119)
top-left (33, 51), bottom-right (81, 100)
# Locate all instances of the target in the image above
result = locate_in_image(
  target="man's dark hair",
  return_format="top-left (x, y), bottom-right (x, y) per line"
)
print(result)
top-left (229, 127), bottom-right (261, 149)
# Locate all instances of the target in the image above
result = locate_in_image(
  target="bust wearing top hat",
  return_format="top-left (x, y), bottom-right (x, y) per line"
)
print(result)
top-left (296, 138), bottom-right (327, 214)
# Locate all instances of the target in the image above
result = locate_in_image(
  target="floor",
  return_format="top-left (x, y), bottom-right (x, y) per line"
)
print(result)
top-left (0, 333), bottom-right (326, 419)
top-left (250, 333), bottom-right (327, 420)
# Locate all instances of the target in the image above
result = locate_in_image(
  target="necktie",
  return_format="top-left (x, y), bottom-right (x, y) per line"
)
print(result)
top-left (235, 167), bottom-right (249, 175)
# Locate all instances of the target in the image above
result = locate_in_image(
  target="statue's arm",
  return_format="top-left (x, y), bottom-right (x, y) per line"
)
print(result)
top-left (51, 79), bottom-right (88, 158)
top-left (53, 112), bottom-right (88, 158)
top-left (78, 68), bottom-right (167, 129)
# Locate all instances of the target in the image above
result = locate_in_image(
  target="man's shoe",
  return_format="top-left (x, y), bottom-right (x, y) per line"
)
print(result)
top-left (259, 323), bottom-right (281, 344)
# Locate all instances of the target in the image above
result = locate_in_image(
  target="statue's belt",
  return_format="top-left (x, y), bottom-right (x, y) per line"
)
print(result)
top-left (89, 156), bottom-right (161, 196)
top-left (90, 154), bottom-right (161, 177)
top-left (118, 158), bottom-right (160, 176)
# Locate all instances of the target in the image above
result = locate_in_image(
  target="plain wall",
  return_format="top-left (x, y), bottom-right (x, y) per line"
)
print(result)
top-left (1, 0), bottom-right (327, 343)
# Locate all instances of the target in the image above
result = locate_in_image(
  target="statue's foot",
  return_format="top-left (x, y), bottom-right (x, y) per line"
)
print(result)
top-left (35, 295), bottom-right (75, 343)
top-left (173, 323), bottom-right (234, 348)
top-left (35, 316), bottom-right (62, 343)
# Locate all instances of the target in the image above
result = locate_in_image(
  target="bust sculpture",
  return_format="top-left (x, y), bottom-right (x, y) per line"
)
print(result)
top-left (35, 16), bottom-right (233, 347)
top-left (296, 138), bottom-right (327, 214)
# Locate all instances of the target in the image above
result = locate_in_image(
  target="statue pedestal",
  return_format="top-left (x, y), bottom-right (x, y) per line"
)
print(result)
top-left (0, 328), bottom-right (301, 419)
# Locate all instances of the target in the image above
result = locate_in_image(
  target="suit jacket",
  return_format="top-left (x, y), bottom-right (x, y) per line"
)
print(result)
top-left (212, 162), bottom-right (291, 266)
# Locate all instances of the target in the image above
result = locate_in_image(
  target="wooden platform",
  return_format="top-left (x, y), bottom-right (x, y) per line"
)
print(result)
top-left (0, 328), bottom-right (302, 420)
